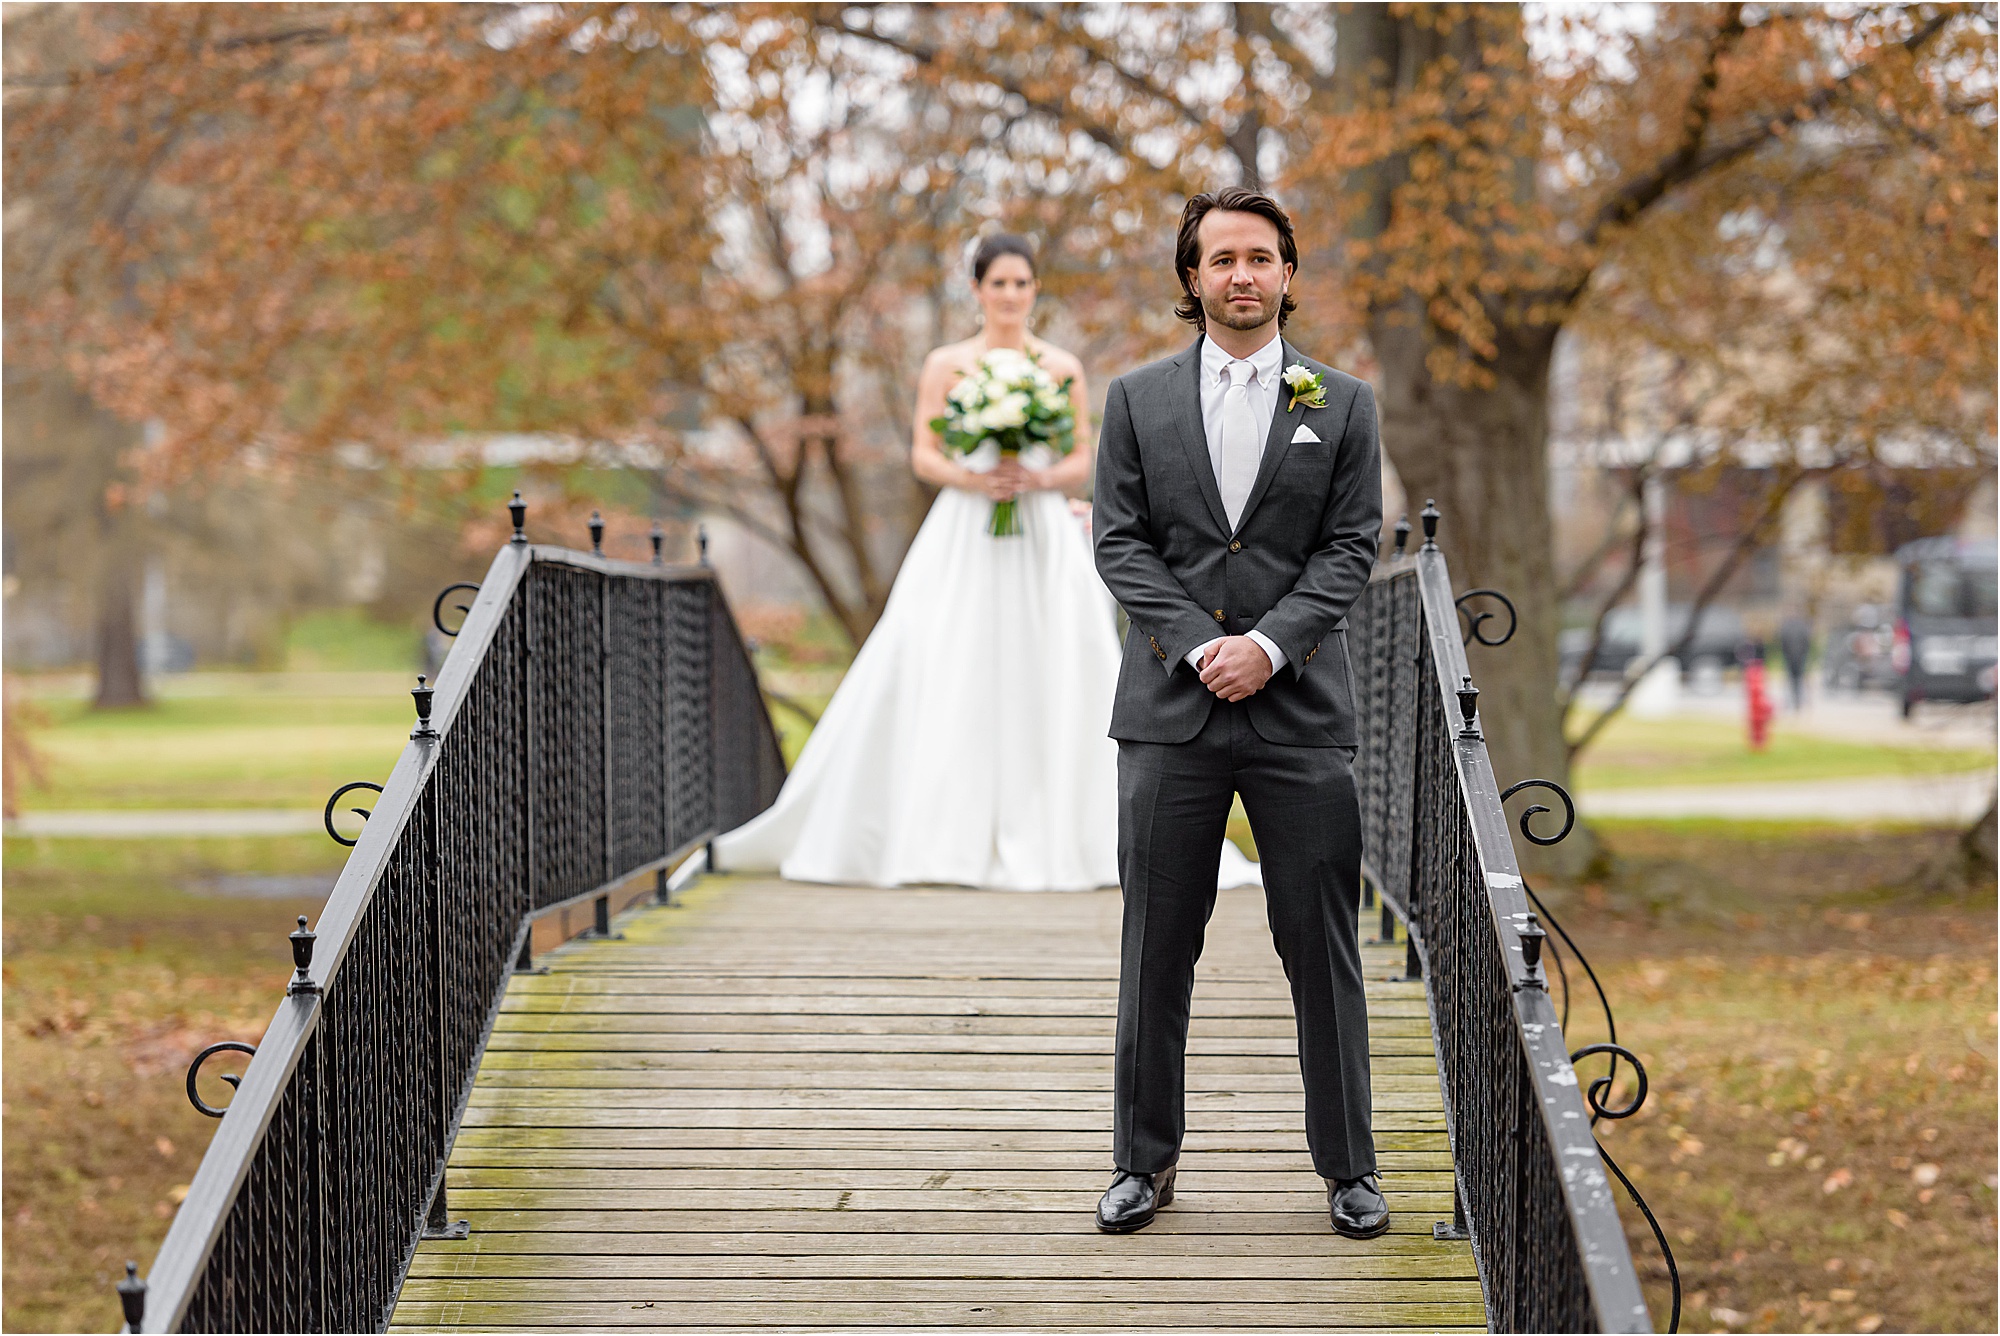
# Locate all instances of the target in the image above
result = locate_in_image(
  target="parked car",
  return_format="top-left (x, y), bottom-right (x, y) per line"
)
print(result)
top-left (1892, 537), bottom-right (1998, 715)
top-left (1559, 603), bottom-right (1756, 683)
top-left (1822, 604), bottom-right (1900, 693)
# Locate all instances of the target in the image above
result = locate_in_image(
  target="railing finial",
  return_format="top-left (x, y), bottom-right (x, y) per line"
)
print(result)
top-left (288, 915), bottom-right (321, 995)
top-left (1420, 499), bottom-right (1440, 550)
top-left (698, 524), bottom-right (710, 567)
top-left (508, 491), bottom-right (527, 544)
top-left (1455, 674), bottom-right (1480, 737)
top-left (588, 510), bottom-right (604, 556)
top-left (1393, 515), bottom-right (1411, 558)
top-left (1518, 912), bottom-right (1548, 978)
top-left (117, 1260), bottom-right (146, 1331)
top-left (650, 523), bottom-right (665, 565)
top-left (411, 674), bottom-right (437, 740)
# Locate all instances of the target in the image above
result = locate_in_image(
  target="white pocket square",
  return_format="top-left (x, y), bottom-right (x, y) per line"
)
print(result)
top-left (1291, 423), bottom-right (1322, 444)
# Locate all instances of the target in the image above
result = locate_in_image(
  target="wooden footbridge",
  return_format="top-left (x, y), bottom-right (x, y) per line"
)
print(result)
top-left (122, 502), bottom-right (1659, 1333)
top-left (393, 877), bottom-right (1479, 1331)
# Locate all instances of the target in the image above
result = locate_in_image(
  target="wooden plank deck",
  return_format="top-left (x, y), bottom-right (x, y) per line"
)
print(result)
top-left (391, 874), bottom-right (1483, 1332)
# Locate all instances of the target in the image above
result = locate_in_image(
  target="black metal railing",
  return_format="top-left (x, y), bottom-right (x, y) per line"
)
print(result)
top-left (1351, 505), bottom-right (1654, 1333)
top-left (119, 497), bottom-right (784, 1333)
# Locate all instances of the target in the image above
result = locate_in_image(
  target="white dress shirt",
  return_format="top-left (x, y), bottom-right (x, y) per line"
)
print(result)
top-left (1187, 332), bottom-right (1289, 676)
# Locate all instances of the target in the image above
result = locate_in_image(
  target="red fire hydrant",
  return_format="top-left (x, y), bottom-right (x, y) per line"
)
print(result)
top-left (1745, 658), bottom-right (1773, 751)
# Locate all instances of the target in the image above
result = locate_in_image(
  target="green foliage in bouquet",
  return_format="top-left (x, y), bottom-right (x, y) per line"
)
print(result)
top-left (928, 347), bottom-right (1075, 536)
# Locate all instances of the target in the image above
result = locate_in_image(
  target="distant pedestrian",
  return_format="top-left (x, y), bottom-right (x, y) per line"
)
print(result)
top-left (1779, 615), bottom-right (1813, 711)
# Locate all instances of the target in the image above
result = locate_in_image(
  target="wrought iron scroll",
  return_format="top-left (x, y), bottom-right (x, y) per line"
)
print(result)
top-left (185, 1044), bottom-right (256, 1119)
top-left (1500, 777), bottom-right (1576, 847)
top-left (124, 506), bottom-right (785, 1333)
top-left (1350, 530), bottom-right (1655, 1333)
top-left (322, 783), bottom-right (383, 848)
top-left (430, 583), bottom-right (480, 637)
top-left (1455, 587), bottom-right (1518, 647)
top-left (1501, 778), bottom-right (1681, 1330)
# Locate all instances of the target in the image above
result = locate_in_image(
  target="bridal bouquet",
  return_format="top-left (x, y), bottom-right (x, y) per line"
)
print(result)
top-left (929, 348), bottom-right (1076, 536)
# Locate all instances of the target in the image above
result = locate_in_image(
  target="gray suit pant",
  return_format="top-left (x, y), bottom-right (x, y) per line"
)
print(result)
top-left (1113, 699), bottom-right (1376, 1182)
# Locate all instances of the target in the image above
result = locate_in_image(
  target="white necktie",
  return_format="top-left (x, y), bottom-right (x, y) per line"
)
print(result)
top-left (1219, 359), bottom-right (1259, 530)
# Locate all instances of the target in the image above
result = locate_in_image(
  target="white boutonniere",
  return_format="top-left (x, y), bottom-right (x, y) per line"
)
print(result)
top-left (1282, 363), bottom-right (1328, 411)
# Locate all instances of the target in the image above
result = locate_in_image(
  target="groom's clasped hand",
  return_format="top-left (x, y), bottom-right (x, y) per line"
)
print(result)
top-left (1195, 636), bottom-right (1273, 702)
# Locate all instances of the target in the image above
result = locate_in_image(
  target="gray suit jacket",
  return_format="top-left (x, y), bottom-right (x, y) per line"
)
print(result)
top-left (1093, 335), bottom-right (1382, 746)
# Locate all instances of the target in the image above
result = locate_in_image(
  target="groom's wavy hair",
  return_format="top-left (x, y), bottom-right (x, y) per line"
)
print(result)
top-left (1174, 189), bottom-right (1298, 331)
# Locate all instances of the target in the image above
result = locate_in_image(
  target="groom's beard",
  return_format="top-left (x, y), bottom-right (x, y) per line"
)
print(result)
top-left (1201, 286), bottom-right (1280, 332)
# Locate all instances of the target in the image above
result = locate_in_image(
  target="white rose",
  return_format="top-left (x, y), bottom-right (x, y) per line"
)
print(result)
top-left (1282, 363), bottom-right (1316, 390)
top-left (984, 392), bottom-right (1030, 430)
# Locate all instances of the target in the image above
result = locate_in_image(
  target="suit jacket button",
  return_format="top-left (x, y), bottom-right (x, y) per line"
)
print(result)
top-left (1229, 540), bottom-right (1242, 553)
top-left (1214, 610), bottom-right (1226, 623)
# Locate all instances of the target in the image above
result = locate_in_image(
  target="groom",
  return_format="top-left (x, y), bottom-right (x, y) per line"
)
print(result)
top-left (1091, 189), bottom-right (1386, 1237)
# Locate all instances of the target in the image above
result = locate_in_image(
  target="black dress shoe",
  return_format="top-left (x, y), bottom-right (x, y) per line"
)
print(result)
top-left (1327, 1172), bottom-right (1390, 1238)
top-left (1095, 1166), bottom-right (1176, 1233)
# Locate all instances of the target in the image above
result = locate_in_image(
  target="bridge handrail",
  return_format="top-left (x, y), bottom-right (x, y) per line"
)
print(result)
top-left (125, 515), bottom-right (784, 1333)
top-left (1352, 529), bottom-right (1653, 1333)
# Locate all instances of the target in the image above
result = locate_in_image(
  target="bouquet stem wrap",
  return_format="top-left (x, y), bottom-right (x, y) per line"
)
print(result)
top-left (989, 447), bottom-right (1023, 536)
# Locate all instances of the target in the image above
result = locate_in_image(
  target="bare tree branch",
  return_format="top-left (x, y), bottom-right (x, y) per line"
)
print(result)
top-left (1557, 467), bottom-right (1651, 719)
top-left (805, 3), bottom-right (1136, 156)
top-left (1580, 3), bottom-right (1746, 249)
top-left (1577, 9), bottom-right (1953, 257)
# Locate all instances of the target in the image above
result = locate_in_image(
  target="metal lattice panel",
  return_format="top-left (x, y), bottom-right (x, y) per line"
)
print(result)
top-left (1349, 550), bottom-right (1648, 1334)
top-left (528, 563), bottom-right (608, 909)
top-left (666, 579), bottom-right (715, 850)
top-left (710, 586), bottom-right (786, 831)
top-left (139, 544), bottom-right (785, 1333)
top-left (608, 577), bottom-right (669, 871)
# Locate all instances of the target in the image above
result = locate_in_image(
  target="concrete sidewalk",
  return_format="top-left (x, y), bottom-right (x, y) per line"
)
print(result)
top-left (4, 809), bottom-right (324, 837)
top-left (1578, 770), bottom-right (1995, 823)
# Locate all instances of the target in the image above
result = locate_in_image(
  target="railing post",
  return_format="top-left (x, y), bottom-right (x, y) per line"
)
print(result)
top-left (524, 550), bottom-right (537, 918)
top-left (1434, 1182), bottom-right (1470, 1241)
top-left (116, 1261), bottom-right (145, 1333)
top-left (601, 563), bottom-right (614, 888)
top-left (422, 766), bottom-right (464, 1243)
top-left (665, 581), bottom-right (680, 856)
top-left (655, 867), bottom-right (670, 905)
top-left (422, 1176), bottom-right (468, 1241)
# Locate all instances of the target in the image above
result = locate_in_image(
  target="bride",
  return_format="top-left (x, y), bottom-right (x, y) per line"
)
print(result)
top-left (714, 233), bottom-right (1260, 892)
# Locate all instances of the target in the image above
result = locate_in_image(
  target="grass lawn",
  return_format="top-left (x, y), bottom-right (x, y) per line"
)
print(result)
top-left (3, 836), bottom-right (339, 1334)
top-left (5, 670), bottom-right (1991, 1332)
top-left (13, 674), bottom-right (415, 811)
top-left (1538, 822), bottom-right (1997, 1333)
top-left (1574, 715), bottom-right (1995, 790)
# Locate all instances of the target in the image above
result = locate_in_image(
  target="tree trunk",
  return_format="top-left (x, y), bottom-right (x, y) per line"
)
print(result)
top-left (1962, 794), bottom-right (1997, 880)
top-left (93, 541), bottom-right (147, 709)
top-left (1370, 312), bottom-right (1586, 871)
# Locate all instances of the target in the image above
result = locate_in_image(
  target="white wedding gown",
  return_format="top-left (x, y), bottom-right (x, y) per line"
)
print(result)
top-left (714, 440), bottom-right (1263, 892)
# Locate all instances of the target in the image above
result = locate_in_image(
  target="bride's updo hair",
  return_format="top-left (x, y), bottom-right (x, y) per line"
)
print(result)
top-left (972, 233), bottom-right (1037, 283)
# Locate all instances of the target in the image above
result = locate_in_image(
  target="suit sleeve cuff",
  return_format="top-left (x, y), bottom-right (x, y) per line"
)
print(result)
top-left (1184, 637), bottom-right (1225, 673)
top-left (1245, 630), bottom-right (1286, 675)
